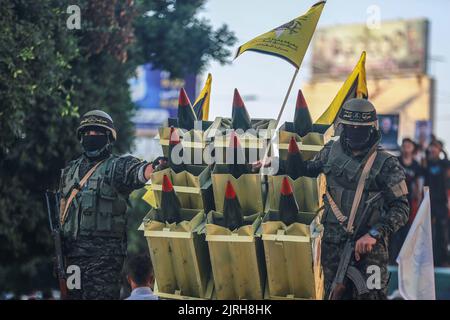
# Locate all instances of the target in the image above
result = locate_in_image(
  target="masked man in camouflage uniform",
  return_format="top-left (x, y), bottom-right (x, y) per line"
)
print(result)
top-left (58, 110), bottom-right (154, 300)
top-left (298, 99), bottom-right (409, 299)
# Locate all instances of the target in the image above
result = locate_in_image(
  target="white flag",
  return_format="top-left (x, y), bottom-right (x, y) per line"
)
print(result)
top-left (397, 187), bottom-right (435, 300)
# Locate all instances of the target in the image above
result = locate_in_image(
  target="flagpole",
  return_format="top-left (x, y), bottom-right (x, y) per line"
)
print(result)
top-left (275, 67), bottom-right (299, 127)
top-left (260, 67), bottom-right (299, 174)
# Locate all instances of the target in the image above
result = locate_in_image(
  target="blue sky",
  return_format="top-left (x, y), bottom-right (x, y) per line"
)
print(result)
top-left (199, 0), bottom-right (450, 147)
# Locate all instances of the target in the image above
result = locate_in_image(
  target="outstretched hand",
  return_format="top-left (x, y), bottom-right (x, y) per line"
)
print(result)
top-left (144, 156), bottom-right (169, 180)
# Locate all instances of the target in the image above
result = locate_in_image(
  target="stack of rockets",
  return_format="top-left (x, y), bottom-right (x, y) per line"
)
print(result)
top-left (142, 86), bottom-right (328, 300)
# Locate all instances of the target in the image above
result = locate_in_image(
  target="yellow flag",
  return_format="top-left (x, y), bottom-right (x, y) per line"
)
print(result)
top-left (314, 51), bottom-right (368, 127)
top-left (142, 185), bottom-right (157, 208)
top-left (235, 1), bottom-right (326, 69)
top-left (193, 73), bottom-right (212, 121)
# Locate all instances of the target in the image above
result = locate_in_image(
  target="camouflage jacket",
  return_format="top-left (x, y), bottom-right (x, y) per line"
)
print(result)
top-left (59, 153), bottom-right (149, 257)
top-left (303, 138), bottom-right (409, 242)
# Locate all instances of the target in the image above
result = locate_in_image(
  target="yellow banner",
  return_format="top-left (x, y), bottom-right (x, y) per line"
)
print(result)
top-left (235, 1), bottom-right (326, 69)
top-left (314, 51), bottom-right (368, 126)
top-left (193, 73), bottom-right (212, 121)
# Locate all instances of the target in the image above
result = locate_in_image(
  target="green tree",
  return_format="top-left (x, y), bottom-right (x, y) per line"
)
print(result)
top-left (0, 0), bottom-right (235, 294)
top-left (133, 0), bottom-right (236, 77)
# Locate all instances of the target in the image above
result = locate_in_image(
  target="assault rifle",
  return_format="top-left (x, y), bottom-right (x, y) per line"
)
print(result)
top-left (45, 191), bottom-right (68, 300)
top-left (328, 191), bottom-right (383, 300)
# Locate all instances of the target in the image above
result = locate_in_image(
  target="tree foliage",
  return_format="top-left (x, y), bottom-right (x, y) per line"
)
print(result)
top-left (0, 0), bottom-right (235, 294)
top-left (133, 0), bottom-right (237, 77)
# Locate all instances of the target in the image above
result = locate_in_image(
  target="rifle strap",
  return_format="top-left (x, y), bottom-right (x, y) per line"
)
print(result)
top-left (60, 160), bottom-right (106, 225)
top-left (326, 151), bottom-right (378, 231)
top-left (325, 191), bottom-right (347, 224)
top-left (346, 150), bottom-right (377, 233)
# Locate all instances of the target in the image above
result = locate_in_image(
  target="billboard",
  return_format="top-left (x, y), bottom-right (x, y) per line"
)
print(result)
top-left (303, 75), bottom-right (434, 140)
top-left (311, 19), bottom-right (429, 79)
top-left (129, 63), bottom-right (196, 135)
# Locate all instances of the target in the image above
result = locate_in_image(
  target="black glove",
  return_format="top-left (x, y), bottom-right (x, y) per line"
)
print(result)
top-left (151, 156), bottom-right (168, 169)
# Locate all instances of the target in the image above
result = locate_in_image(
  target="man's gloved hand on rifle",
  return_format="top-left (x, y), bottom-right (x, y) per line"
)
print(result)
top-left (354, 233), bottom-right (377, 261)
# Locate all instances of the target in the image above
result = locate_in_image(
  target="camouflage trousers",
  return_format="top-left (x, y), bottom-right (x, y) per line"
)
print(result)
top-left (321, 239), bottom-right (390, 300)
top-left (65, 255), bottom-right (125, 300)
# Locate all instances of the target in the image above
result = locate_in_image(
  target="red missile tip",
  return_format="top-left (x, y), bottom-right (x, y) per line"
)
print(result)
top-left (280, 177), bottom-right (294, 196)
top-left (296, 90), bottom-right (308, 110)
top-left (229, 131), bottom-right (241, 149)
top-left (233, 88), bottom-right (245, 108)
top-left (225, 181), bottom-right (237, 199)
top-left (162, 175), bottom-right (174, 192)
top-left (288, 136), bottom-right (300, 154)
top-left (169, 126), bottom-right (180, 145)
top-left (178, 88), bottom-right (191, 107)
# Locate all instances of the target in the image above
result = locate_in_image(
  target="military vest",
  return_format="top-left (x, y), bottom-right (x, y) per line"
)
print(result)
top-left (322, 140), bottom-right (393, 238)
top-left (60, 155), bottom-right (128, 240)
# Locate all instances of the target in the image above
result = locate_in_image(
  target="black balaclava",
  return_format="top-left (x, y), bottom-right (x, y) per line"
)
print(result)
top-left (343, 125), bottom-right (375, 151)
top-left (81, 127), bottom-right (112, 159)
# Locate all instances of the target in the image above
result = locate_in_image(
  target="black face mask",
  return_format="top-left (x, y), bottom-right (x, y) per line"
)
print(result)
top-left (81, 135), bottom-right (109, 157)
top-left (343, 125), bottom-right (373, 150)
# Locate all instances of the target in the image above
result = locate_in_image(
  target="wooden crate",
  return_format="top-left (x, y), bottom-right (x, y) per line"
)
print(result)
top-left (157, 121), bottom-right (213, 164)
top-left (277, 123), bottom-right (334, 161)
top-left (211, 165), bottom-right (265, 215)
top-left (205, 211), bottom-right (266, 300)
top-left (150, 165), bottom-right (214, 212)
top-left (142, 208), bottom-right (212, 299)
top-left (205, 117), bottom-right (277, 163)
top-left (205, 117), bottom-right (277, 139)
top-left (259, 211), bottom-right (324, 300)
top-left (266, 174), bottom-right (326, 213)
top-left (263, 270), bottom-right (324, 300)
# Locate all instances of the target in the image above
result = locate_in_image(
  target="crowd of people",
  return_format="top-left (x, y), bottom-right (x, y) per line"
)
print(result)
top-left (389, 136), bottom-right (450, 267)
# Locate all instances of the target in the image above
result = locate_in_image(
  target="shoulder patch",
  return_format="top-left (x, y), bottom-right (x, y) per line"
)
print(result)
top-left (391, 180), bottom-right (409, 197)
